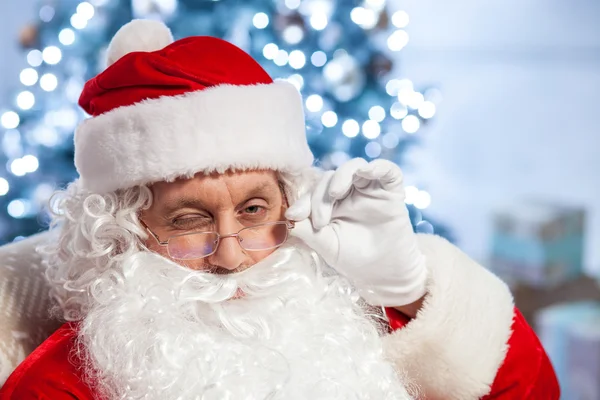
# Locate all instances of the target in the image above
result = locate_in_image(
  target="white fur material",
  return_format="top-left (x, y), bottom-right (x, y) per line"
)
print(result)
top-left (383, 234), bottom-right (515, 400)
top-left (106, 19), bottom-right (174, 66)
top-left (74, 80), bottom-right (314, 194)
top-left (76, 242), bottom-right (412, 399)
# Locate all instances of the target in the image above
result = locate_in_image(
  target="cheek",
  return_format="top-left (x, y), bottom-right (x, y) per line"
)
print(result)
top-left (248, 248), bottom-right (277, 264)
top-left (144, 238), bottom-right (168, 257)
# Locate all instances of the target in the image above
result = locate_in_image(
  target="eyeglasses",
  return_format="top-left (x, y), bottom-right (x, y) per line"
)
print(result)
top-left (139, 220), bottom-right (295, 261)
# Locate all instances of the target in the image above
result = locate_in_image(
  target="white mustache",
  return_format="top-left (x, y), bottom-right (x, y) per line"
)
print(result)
top-left (123, 238), bottom-right (317, 305)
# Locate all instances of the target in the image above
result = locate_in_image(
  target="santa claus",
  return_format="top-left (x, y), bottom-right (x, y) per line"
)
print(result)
top-left (0, 20), bottom-right (558, 400)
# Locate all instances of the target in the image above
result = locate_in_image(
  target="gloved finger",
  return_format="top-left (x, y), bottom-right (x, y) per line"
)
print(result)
top-left (310, 170), bottom-right (336, 230)
top-left (328, 158), bottom-right (369, 200)
top-left (290, 219), bottom-right (339, 266)
top-left (356, 159), bottom-right (400, 180)
top-left (356, 159), bottom-right (404, 191)
top-left (351, 176), bottom-right (372, 190)
top-left (285, 193), bottom-right (311, 221)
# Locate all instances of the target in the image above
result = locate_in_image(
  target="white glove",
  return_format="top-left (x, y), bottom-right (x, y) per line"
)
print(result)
top-left (286, 158), bottom-right (428, 307)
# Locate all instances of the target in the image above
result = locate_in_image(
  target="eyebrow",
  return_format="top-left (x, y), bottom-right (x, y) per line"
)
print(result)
top-left (242, 181), bottom-right (279, 200)
top-left (159, 198), bottom-right (207, 217)
top-left (160, 181), bottom-right (280, 215)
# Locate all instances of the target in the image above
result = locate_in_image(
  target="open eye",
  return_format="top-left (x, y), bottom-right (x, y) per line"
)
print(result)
top-left (245, 205), bottom-right (263, 214)
top-left (239, 200), bottom-right (270, 221)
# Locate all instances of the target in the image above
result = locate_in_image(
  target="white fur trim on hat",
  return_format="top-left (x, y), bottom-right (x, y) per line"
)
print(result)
top-left (74, 80), bottom-right (314, 193)
top-left (383, 234), bottom-right (515, 400)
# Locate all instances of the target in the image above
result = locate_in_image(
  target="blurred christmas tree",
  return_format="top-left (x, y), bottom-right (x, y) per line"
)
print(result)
top-left (0, 0), bottom-right (450, 244)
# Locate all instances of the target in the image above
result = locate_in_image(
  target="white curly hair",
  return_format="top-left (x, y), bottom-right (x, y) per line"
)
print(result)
top-left (41, 168), bottom-right (320, 322)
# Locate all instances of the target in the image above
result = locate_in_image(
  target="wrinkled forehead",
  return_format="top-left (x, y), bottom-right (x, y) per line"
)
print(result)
top-left (148, 169), bottom-right (284, 209)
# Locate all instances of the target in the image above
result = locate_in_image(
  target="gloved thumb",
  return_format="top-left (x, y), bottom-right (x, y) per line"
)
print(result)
top-left (290, 219), bottom-right (339, 266)
top-left (285, 193), bottom-right (311, 221)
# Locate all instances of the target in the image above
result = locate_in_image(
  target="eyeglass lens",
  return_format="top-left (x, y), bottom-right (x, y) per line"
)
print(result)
top-left (167, 222), bottom-right (289, 261)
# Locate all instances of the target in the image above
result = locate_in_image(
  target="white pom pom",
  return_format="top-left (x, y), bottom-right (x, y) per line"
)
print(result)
top-left (106, 19), bottom-right (174, 67)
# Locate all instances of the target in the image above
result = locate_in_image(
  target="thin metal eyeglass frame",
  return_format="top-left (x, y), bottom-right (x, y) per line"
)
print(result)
top-left (139, 219), bottom-right (295, 260)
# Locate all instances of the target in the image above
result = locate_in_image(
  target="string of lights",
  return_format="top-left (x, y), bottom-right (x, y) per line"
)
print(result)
top-left (0, 0), bottom-right (449, 243)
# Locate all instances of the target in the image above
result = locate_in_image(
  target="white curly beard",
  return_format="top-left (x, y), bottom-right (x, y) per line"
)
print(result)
top-left (78, 238), bottom-right (411, 400)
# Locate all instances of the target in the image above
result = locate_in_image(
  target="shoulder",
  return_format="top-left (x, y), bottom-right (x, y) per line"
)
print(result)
top-left (0, 322), bottom-right (94, 400)
top-left (383, 234), bottom-right (559, 399)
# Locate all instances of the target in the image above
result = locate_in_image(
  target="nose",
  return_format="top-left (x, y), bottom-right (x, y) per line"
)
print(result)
top-left (207, 232), bottom-right (247, 271)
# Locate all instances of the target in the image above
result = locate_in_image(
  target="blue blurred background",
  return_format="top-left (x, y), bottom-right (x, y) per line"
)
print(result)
top-left (1, 1), bottom-right (599, 397)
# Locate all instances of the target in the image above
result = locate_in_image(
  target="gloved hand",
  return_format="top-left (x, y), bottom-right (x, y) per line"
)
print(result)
top-left (285, 158), bottom-right (428, 307)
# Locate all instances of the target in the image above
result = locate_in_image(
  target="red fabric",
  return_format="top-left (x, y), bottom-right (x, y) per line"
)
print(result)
top-left (2, 308), bottom-right (559, 399)
top-left (481, 309), bottom-right (560, 399)
top-left (79, 36), bottom-right (272, 117)
top-left (385, 307), bottom-right (560, 399)
top-left (0, 322), bottom-right (94, 400)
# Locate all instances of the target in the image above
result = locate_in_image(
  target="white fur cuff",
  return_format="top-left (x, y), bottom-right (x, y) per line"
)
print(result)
top-left (383, 234), bottom-right (515, 399)
top-left (74, 80), bottom-right (314, 193)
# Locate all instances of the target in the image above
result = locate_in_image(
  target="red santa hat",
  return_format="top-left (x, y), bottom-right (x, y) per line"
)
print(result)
top-left (74, 19), bottom-right (314, 193)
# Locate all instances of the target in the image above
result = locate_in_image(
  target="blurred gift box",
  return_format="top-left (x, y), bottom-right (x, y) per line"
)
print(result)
top-left (490, 200), bottom-right (586, 288)
top-left (566, 315), bottom-right (600, 400)
top-left (536, 301), bottom-right (600, 400)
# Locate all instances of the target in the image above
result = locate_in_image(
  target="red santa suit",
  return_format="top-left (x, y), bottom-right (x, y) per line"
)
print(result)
top-left (0, 19), bottom-right (559, 400)
top-left (0, 235), bottom-right (559, 399)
